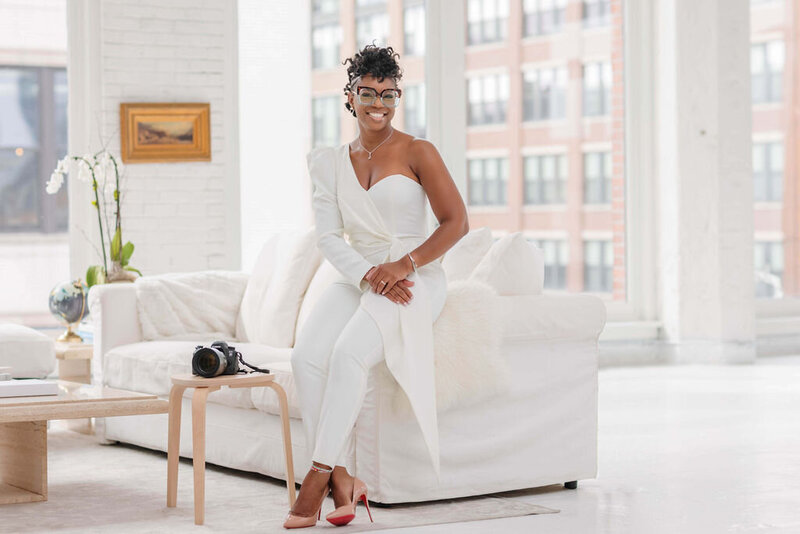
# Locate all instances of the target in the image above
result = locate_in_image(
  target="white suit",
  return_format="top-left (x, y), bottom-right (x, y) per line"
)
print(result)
top-left (291, 143), bottom-right (447, 481)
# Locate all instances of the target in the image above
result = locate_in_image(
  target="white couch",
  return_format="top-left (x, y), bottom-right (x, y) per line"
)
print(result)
top-left (88, 228), bottom-right (606, 503)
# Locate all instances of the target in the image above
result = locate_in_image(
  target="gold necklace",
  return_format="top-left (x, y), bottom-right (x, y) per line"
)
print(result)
top-left (357, 127), bottom-right (394, 160)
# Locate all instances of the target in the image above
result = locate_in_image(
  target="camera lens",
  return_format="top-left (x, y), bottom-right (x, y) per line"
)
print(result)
top-left (192, 347), bottom-right (227, 377)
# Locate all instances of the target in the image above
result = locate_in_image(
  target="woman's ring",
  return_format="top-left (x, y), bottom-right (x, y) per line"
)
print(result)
top-left (379, 280), bottom-right (386, 286)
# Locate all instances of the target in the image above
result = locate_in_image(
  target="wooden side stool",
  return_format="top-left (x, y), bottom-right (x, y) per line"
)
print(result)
top-left (166, 373), bottom-right (296, 525)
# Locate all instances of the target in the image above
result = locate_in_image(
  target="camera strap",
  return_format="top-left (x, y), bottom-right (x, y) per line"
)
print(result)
top-left (235, 351), bottom-right (270, 374)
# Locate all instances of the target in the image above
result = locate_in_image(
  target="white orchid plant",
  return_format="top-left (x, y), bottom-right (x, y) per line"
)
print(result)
top-left (46, 150), bottom-right (142, 287)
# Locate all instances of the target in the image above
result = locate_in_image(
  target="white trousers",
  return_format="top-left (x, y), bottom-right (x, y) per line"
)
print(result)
top-left (291, 269), bottom-right (446, 474)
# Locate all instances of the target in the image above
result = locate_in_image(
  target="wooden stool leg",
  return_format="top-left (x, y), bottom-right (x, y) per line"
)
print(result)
top-left (166, 385), bottom-right (186, 507)
top-left (191, 387), bottom-right (214, 526)
top-left (266, 382), bottom-right (296, 507)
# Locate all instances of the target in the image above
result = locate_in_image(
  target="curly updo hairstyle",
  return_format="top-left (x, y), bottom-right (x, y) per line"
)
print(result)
top-left (343, 43), bottom-right (404, 117)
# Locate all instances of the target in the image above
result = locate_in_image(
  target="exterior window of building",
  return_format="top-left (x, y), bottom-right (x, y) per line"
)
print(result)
top-left (751, 40), bottom-right (784, 104)
top-left (0, 66), bottom-right (68, 233)
top-left (584, 151), bottom-right (612, 204)
top-left (404, 83), bottom-right (426, 138)
top-left (404, 1), bottom-right (426, 56)
top-left (522, 66), bottom-right (567, 121)
top-left (356, 1), bottom-right (389, 50)
top-left (312, 95), bottom-right (340, 148)
top-left (752, 141), bottom-right (783, 202)
top-left (754, 241), bottom-right (784, 298)
top-left (523, 154), bottom-right (567, 204)
top-left (468, 157), bottom-right (508, 206)
top-left (584, 239), bottom-right (613, 292)
top-left (467, 0), bottom-right (509, 46)
top-left (312, 0), bottom-right (339, 15)
top-left (467, 73), bottom-right (509, 125)
top-left (312, 24), bottom-right (341, 70)
top-left (529, 238), bottom-right (568, 289)
top-left (583, 61), bottom-right (612, 116)
top-left (523, 0), bottom-right (567, 37)
top-left (583, 0), bottom-right (611, 27)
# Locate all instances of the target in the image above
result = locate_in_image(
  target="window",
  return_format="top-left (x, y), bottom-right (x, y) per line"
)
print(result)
top-left (584, 240), bottom-right (613, 292)
top-left (356, 1), bottom-right (389, 50)
top-left (752, 141), bottom-right (783, 202)
top-left (467, 73), bottom-right (509, 125)
top-left (583, 0), bottom-right (611, 27)
top-left (522, 66), bottom-right (567, 121)
top-left (584, 151), bottom-right (612, 204)
top-left (751, 41), bottom-right (784, 104)
top-left (404, 83), bottom-right (426, 138)
top-left (523, 154), bottom-right (567, 204)
top-left (312, 0), bottom-right (338, 15)
top-left (404, 1), bottom-right (426, 56)
top-left (583, 61), bottom-right (612, 116)
top-left (468, 157), bottom-right (508, 205)
top-left (312, 24), bottom-right (341, 70)
top-left (0, 66), bottom-right (68, 233)
top-left (467, 0), bottom-right (509, 45)
top-left (529, 238), bottom-right (568, 289)
top-left (523, 0), bottom-right (567, 37)
top-left (312, 95), bottom-right (340, 148)
top-left (754, 241), bottom-right (784, 298)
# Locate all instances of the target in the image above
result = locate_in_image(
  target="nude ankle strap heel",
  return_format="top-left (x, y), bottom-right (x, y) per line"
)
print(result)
top-left (325, 477), bottom-right (374, 526)
top-left (283, 487), bottom-right (329, 529)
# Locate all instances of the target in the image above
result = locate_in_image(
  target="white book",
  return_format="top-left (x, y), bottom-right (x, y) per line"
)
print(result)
top-left (0, 379), bottom-right (59, 398)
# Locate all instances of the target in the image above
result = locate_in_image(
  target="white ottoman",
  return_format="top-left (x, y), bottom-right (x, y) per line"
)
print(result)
top-left (0, 324), bottom-right (56, 378)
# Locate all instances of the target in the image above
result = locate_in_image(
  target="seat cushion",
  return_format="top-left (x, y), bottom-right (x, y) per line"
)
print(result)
top-left (103, 340), bottom-right (292, 409)
top-left (0, 324), bottom-right (56, 379)
top-left (250, 360), bottom-right (302, 419)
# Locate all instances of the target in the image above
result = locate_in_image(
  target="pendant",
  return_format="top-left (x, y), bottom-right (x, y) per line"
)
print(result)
top-left (367, 152), bottom-right (373, 160)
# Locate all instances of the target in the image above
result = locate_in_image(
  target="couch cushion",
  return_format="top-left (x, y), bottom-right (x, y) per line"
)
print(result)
top-left (0, 324), bottom-right (55, 378)
top-left (250, 360), bottom-right (302, 419)
top-left (499, 293), bottom-right (607, 341)
top-left (469, 232), bottom-right (544, 295)
top-left (103, 340), bottom-right (292, 410)
top-left (235, 233), bottom-right (282, 342)
top-left (441, 226), bottom-right (493, 282)
top-left (236, 229), bottom-right (322, 347)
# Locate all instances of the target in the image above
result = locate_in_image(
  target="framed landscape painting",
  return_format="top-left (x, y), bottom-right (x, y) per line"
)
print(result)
top-left (119, 103), bottom-right (211, 163)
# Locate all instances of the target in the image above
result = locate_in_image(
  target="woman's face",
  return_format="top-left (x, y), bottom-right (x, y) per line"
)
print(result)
top-left (348, 74), bottom-right (398, 133)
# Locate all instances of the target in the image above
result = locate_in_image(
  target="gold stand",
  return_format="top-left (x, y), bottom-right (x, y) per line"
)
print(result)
top-left (57, 324), bottom-right (83, 343)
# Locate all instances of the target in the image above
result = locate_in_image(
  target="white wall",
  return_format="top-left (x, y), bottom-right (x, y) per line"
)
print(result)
top-left (238, 0), bottom-right (313, 272)
top-left (68, 0), bottom-right (240, 278)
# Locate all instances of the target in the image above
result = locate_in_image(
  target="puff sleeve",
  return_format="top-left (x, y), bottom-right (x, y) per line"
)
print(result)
top-left (307, 147), bottom-right (374, 292)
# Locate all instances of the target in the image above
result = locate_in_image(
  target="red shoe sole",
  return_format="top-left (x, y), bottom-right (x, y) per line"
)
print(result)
top-left (327, 513), bottom-right (355, 526)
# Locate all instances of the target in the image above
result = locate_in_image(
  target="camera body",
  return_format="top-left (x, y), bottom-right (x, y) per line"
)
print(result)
top-left (192, 340), bottom-right (240, 378)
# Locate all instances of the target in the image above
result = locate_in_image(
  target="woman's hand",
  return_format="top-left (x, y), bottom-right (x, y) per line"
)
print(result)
top-left (365, 259), bottom-right (415, 303)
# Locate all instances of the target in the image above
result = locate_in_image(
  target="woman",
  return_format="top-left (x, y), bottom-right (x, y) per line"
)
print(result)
top-left (285, 44), bottom-right (468, 529)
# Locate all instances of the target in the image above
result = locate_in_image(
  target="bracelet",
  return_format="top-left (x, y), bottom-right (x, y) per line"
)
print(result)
top-left (310, 463), bottom-right (332, 473)
top-left (407, 252), bottom-right (418, 274)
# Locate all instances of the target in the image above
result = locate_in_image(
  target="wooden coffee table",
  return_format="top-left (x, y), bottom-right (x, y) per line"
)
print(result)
top-left (0, 380), bottom-right (168, 504)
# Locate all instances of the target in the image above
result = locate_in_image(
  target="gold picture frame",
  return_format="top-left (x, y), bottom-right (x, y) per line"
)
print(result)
top-left (119, 103), bottom-right (211, 163)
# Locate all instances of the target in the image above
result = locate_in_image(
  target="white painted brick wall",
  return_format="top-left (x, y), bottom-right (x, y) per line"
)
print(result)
top-left (96, 0), bottom-right (237, 275)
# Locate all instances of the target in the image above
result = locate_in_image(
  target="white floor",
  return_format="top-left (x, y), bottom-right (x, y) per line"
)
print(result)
top-left (385, 355), bottom-right (800, 534)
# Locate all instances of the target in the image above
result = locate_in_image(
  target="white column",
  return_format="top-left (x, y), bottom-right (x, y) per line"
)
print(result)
top-left (425, 0), bottom-right (466, 231)
top-left (238, 0), bottom-right (312, 270)
top-left (655, 0), bottom-right (755, 363)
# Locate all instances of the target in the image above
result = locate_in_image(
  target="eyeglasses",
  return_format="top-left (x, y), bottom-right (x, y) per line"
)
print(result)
top-left (353, 86), bottom-right (402, 108)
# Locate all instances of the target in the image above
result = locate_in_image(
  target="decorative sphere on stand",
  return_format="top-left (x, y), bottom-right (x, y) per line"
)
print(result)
top-left (48, 279), bottom-right (90, 342)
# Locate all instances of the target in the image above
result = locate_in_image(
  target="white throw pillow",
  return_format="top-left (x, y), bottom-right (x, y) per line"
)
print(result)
top-left (441, 226), bottom-right (493, 281)
top-left (237, 228), bottom-right (322, 347)
top-left (293, 259), bottom-right (345, 344)
top-left (468, 232), bottom-right (544, 295)
top-left (235, 232), bottom-right (282, 341)
top-left (0, 324), bottom-right (56, 378)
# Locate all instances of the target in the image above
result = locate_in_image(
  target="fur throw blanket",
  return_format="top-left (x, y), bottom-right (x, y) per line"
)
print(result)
top-left (135, 270), bottom-right (249, 341)
top-left (391, 279), bottom-right (510, 415)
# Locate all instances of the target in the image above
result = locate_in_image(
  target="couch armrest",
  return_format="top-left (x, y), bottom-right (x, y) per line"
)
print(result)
top-left (499, 293), bottom-right (607, 342)
top-left (88, 283), bottom-right (143, 384)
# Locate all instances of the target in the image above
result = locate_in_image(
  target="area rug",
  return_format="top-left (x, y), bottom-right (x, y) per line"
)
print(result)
top-left (2, 428), bottom-right (557, 533)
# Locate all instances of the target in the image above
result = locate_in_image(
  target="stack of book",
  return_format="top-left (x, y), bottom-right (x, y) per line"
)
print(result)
top-left (0, 378), bottom-right (59, 398)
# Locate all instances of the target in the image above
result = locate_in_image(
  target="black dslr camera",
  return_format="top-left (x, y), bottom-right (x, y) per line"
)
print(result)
top-left (192, 340), bottom-right (270, 378)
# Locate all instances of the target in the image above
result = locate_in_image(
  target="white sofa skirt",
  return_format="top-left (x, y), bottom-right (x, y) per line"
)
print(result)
top-left (102, 335), bottom-right (597, 503)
